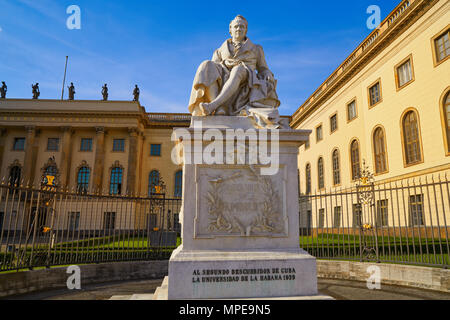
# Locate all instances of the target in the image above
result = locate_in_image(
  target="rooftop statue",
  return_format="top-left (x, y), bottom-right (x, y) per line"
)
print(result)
top-left (0, 82), bottom-right (6, 99)
top-left (68, 82), bottom-right (75, 100)
top-left (102, 84), bottom-right (108, 101)
top-left (188, 15), bottom-right (287, 129)
top-left (133, 85), bottom-right (140, 102)
top-left (32, 83), bottom-right (40, 99)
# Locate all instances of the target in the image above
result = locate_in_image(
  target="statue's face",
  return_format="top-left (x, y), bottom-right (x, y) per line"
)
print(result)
top-left (230, 19), bottom-right (247, 42)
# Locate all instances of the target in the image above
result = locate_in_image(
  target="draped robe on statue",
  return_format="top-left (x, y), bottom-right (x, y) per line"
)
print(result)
top-left (188, 38), bottom-right (287, 129)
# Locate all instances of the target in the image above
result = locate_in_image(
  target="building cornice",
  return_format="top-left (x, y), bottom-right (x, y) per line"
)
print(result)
top-left (290, 0), bottom-right (439, 128)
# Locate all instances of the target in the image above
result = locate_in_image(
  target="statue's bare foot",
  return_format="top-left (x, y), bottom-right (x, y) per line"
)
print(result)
top-left (199, 102), bottom-right (216, 116)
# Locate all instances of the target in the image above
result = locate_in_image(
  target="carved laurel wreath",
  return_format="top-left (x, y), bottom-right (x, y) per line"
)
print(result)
top-left (206, 169), bottom-right (282, 236)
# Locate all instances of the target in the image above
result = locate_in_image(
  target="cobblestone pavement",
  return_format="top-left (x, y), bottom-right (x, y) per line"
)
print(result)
top-left (3, 278), bottom-right (450, 300)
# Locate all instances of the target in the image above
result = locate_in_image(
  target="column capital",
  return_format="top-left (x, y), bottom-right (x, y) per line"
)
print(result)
top-left (128, 127), bottom-right (139, 137)
top-left (61, 126), bottom-right (75, 135)
top-left (95, 127), bottom-right (105, 134)
top-left (25, 125), bottom-right (36, 134)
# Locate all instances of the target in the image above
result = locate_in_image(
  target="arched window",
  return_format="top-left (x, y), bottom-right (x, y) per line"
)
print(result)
top-left (9, 166), bottom-right (21, 187)
top-left (350, 140), bottom-right (360, 181)
top-left (402, 110), bottom-right (422, 165)
top-left (317, 157), bottom-right (324, 190)
top-left (174, 170), bottom-right (183, 198)
top-left (443, 92), bottom-right (450, 154)
top-left (332, 149), bottom-right (340, 186)
top-left (77, 167), bottom-right (90, 193)
top-left (305, 164), bottom-right (311, 195)
top-left (373, 127), bottom-right (388, 174)
top-left (149, 170), bottom-right (160, 196)
top-left (110, 167), bottom-right (123, 195)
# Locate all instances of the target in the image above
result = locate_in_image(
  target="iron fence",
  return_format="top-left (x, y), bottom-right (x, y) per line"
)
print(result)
top-left (299, 172), bottom-right (449, 268)
top-left (0, 181), bottom-right (181, 272)
top-left (1, 171), bottom-right (449, 273)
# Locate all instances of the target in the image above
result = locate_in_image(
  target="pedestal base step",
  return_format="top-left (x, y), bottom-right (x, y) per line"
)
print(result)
top-left (167, 247), bottom-right (326, 300)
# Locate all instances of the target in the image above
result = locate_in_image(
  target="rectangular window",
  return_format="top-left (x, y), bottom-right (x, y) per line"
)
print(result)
top-left (80, 138), bottom-right (93, 152)
top-left (103, 212), bottom-right (116, 230)
top-left (148, 214), bottom-right (158, 229)
top-left (409, 195), bottom-right (425, 226)
top-left (113, 139), bottom-right (125, 152)
top-left (330, 114), bottom-right (338, 133)
top-left (173, 213), bottom-right (181, 233)
top-left (396, 58), bottom-right (413, 89)
top-left (376, 200), bottom-right (388, 227)
top-left (434, 28), bottom-right (450, 63)
top-left (13, 138), bottom-right (25, 151)
top-left (318, 209), bottom-right (325, 228)
top-left (47, 138), bottom-right (59, 151)
top-left (353, 204), bottom-right (362, 227)
top-left (333, 207), bottom-right (341, 228)
top-left (68, 212), bottom-right (80, 231)
top-left (369, 81), bottom-right (381, 107)
top-left (347, 100), bottom-right (357, 121)
top-left (316, 125), bottom-right (323, 142)
top-left (150, 144), bottom-right (161, 156)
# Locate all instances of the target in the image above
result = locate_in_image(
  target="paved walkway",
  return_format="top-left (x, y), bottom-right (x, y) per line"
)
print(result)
top-left (4, 278), bottom-right (450, 300)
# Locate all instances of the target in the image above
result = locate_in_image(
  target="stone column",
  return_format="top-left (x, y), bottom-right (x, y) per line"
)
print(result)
top-left (137, 133), bottom-right (146, 196)
top-left (93, 127), bottom-right (106, 192)
top-left (126, 127), bottom-right (139, 195)
top-left (59, 127), bottom-right (74, 188)
top-left (23, 126), bottom-right (37, 186)
top-left (0, 128), bottom-right (7, 176)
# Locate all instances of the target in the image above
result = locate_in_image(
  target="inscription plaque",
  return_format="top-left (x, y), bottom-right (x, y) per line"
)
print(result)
top-left (194, 165), bottom-right (288, 238)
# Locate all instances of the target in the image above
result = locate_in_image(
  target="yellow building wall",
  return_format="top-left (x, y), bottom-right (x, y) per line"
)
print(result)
top-left (296, 0), bottom-right (450, 195)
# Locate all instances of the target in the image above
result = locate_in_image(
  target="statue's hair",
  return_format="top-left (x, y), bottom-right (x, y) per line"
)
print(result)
top-left (229, 15), bottom-right (248, 29)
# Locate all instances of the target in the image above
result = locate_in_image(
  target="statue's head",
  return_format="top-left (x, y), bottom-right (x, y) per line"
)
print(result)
top-left (229, 15), bottom-right (248, 42)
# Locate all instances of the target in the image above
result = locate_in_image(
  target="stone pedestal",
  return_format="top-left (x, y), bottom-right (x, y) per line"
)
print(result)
top-left (162, 116), bottom-right (323, 300)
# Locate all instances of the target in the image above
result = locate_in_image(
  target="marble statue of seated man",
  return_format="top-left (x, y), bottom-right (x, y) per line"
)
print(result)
top-left (188, 15), bottom-right (287, 129)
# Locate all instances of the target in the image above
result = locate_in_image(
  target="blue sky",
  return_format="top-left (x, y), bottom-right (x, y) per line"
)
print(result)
top-left (0, 0), bottom-right (399, 115)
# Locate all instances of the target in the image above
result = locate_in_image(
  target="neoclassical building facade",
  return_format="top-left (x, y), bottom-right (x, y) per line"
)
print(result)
top-left (291, 0), bottom-right (449, 229)
top-left (0, 99), bottom-right (190, 198)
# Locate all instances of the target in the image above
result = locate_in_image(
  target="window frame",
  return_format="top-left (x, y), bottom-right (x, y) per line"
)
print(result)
top-left (12, 137), bottom-right (26, 151)
top-left (439, 88), bottom-right (450, 156)
top-left (329, 112), bottom-right (338, 134)
top-left (109, 166), bottom-right (123, 195)
top-left (367, 78), bottom-right (383, 109)
top-left (409, 194), bottom-right (425, 227)
top-left (174, 170), bottom-right (183, 198)
top-left (376, 199), bottom-right (389, 227)
top-left (80, 138), bottom-right (93, 152)
top-left (400, 108), bottom-right (424, 168)
top-left (346, 98), bottom-right (358, 123)
top-left (305, 163), bottom-right (311, 195)
top-left (315, 123), bottom-right (323, 143)
top-left (46, 138), bottom-right (60, 152)
top-left (150, 144), bottom-right (162, 157)
top-left (349, 139), bottom-right (361, 182)
top-left (371, 125), bottom-right (389, 175)
top-left (112, 138), bottom-right (126, 152)
top-left (431, 25), bottom-right (450, 67)
top-left (148, 170), bottom-right (161, 196)
top-left (77, 166), bottom-right (90, 194)
top-left (394, 54), bottom-right (415, 91)
top-left (333, 206), bottom-right (342, 228)
top-left (331, 148), bottom-right (341, 187)
top-left (317, 157), bottom-right (325, 191)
